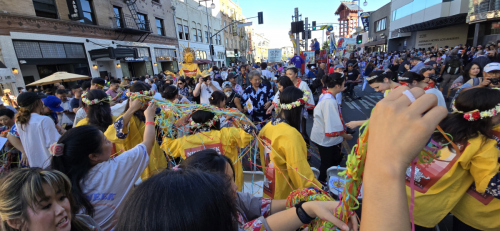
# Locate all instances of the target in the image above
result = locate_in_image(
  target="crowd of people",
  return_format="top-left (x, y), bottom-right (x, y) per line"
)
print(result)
top-left (0, 41), bottom-right (498, 231)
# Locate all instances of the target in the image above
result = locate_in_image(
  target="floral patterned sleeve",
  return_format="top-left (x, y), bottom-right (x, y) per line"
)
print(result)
top-left (114, 117), bottom-right (129, 139)
top-left (8, 124), bottom-right (19, 138)
top-left (486, 172), bottom-right (500, 199)
top-left (260, 198), bottom-right (272, 218)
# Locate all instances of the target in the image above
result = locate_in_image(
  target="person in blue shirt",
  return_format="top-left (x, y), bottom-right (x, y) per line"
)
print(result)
top-left (307, 66), bottom-right (318, 80)
top-left (290, 54), bottom-right (304, 71)
top-left (314, 38), bottom-right (321, 59)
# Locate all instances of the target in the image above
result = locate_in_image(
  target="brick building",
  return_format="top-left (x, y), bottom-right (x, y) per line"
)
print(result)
top-left (220, 0), bottom-right (248, 66)
top-left (0, 0), bottom-right (179, 91)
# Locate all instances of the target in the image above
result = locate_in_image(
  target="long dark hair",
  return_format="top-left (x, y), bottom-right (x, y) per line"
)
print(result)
top-left (398, 71), bottom-right (422, 85)
top-left (433, 88), bottom-right (500, 148)
top-left (462, 62), bottom-right (482, 84)
top-left (367, 71), bottom-right (390, 84)
top-left (50, 126), bottom-right (103, 216)
top-left (323, 72), bottom-right (345, 88)
top-left (191, 110), bottom-right (220, 132)
top-left (180, 149), bottom-right (235, 179)
top-left (162, 85), bottom-right (178, 101)
top-left (209, 91), bottom-right (227, 107)
top-left (280, 87), bottom-right (304, 131)
top-left (115, 169), bottom-right (238, 231)
top-left (85, 90), bottom-right (113, 132)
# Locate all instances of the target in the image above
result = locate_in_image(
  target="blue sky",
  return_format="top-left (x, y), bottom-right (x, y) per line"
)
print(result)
top-left (237, 0), bottom-right (391, 48)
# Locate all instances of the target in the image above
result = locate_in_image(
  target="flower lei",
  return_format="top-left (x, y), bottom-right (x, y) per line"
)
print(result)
top-left (277, 90), bottom-right (310, 110)
top-left (81, 92), bottom-right (112, 106)
top-left (125, 90), bottom-right (156, 101)
top-left (452, 100), bottom-right (500, 121)
top-left (189, 115), bottom-right (219, 130)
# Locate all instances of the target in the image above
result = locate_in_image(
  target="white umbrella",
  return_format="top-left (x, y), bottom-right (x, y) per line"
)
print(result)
top-left (26, 72), bottom-right (91, 86)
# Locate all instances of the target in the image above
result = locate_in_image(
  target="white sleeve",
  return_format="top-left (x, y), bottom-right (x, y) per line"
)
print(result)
top-left (323, 100), bottom-right (345, 136)
top-left (212, 81), bottom-right (222, 91)
top-left (272, 91), bottom-right (280, 104)
top-left (110, 144), bottom-right (149, 182)
top-left (41, 117), bottom-right (61, 148)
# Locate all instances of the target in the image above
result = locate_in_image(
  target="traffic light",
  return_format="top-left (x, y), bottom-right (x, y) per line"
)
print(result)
top-left (312, 21), bottom-right (316, 30)
top-left (356, 34), bottom-right (362, 44)
top-left (210, 45), bottom-right (215, 56)
top-left (258, 12), bottom-right (263, 24)
top-left (234, 49), bottom-right (239, 57)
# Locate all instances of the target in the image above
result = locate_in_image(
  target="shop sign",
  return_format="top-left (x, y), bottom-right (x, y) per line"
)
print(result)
top-left (415, 24), bottom-right (467, 49)
top-left (66, 0), bottom-right (83, 20)
top-left (156, 56), bottom-right (174, 61)
top-left (360, 12), bottom-right (370, 32)
top-left (124, 57), bottom-right (150, 62)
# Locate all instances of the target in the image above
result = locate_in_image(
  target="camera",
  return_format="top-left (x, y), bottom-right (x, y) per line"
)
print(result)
top-left (489, 78), bottom-right (500, 85)
top-left (428, 75), bottom-right (443, 83)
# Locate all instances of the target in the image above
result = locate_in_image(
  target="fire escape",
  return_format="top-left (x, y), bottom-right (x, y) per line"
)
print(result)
top-left (114, 0), bottom-right (152, 42)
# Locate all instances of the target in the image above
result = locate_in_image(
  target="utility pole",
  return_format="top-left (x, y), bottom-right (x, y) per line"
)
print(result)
top-left (294, 8), bottom-right (300, 56)
top-left (305, 17), bottom-right (309, 51)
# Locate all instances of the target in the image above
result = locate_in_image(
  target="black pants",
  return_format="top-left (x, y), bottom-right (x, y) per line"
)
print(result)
top-left (345, 82), bottom-right (357, 97)
top-left (452, 216), bottom-right (481, 231)
top-left (314, 142), bottom-right (342, 182)
top-left (301, 117), bottom-right (310, 145)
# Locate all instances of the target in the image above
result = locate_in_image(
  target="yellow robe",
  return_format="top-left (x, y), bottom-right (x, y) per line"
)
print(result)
top-left (104, 115), bottom-right (168, 180)
top-left (161, 127), bottom-right (253, 191)
top-left (405, 134), bottom-right (499, 228)
top-left (258, 121), bottom-right (321, 199)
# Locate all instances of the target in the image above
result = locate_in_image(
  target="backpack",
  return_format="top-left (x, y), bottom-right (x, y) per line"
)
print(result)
top-left (445, 56), bottom-right (461, 75)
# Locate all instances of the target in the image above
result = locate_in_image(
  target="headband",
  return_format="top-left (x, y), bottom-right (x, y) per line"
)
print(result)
top-left (81, 92), bottom-right (112, 106)
top-left (189, 115), bottom-right (219, 130)
top-left (277, 90), bottom-right (310, 110)
top-left (452, 101), bottom-right (500, 121)
top-left (365, 75), bottom-right (379, 81)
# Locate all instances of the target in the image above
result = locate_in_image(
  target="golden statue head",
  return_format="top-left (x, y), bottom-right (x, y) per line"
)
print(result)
top-left (183, 47), bottom-right (195, 63)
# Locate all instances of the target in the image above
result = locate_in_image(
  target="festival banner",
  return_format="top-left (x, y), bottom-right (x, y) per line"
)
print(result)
top-left (268, 49), bottom-right (282, 63)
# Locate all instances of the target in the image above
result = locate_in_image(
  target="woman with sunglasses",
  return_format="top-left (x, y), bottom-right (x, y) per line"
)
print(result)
top-left (176, 78), bottom-right (191, 99)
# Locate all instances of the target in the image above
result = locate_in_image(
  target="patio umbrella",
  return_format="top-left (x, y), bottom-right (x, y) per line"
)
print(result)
top-left (26, 72), bottom-right (91, 86)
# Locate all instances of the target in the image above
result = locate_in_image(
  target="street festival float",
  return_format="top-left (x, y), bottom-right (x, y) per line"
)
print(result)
top-left (164, 43), bottom-right (202, 79)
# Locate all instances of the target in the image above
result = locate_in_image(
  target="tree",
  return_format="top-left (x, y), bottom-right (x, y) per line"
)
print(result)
top-left (322, 41), bottom-right (330, 51)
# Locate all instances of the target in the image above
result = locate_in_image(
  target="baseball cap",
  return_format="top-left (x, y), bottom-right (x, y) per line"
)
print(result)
top-left (335, 64), bottom-right (345, 69)
top-left (227, 73), bottom-right (236, 79)
top-left (484, 62), bottom-right (500, 73)
top-left (42, 95), bottom-right (64, 112)
top-left (17, 92), bottom-right (42, 107)
top-left (91, 77), bottom-right (106, 87)
top-left (310, 66), bottom-right (316, 69)
top-left (222, 81), bottom-right (232, 89)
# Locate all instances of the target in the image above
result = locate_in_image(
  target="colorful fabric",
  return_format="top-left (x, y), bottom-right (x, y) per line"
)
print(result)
top-left (241, 84), bottom-right (274, 122)
top-left (161, 127), bottom-right (254, 191)
top-left (258, 118), bottom-right (321, 199)
top-left (406, 134), bottom-right (500, 228)
top-left (104, 115), bottom-right (168, 180)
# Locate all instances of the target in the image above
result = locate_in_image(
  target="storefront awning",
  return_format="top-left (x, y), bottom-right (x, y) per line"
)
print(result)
top-left (89, 47), bottom-right (137, 61)
top-left (364, 39), bottom-right (387, 47)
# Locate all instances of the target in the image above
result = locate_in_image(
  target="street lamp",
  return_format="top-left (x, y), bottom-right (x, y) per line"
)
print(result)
top-left (199, 0), bottom-right (215, 65)
top-left (363, 0), bottom-right (367, 6)
top-left (210, 0), bottom-right (216, 9)
top-left (198, 2), bottom-right (203, 10)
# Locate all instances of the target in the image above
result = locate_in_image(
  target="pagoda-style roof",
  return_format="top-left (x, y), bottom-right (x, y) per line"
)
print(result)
top-left (335, 1), bottom-right (362, 15)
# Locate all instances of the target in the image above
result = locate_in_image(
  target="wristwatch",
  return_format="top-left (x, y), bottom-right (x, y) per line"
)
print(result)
top-left (295, 201), bottom-right (315, 224)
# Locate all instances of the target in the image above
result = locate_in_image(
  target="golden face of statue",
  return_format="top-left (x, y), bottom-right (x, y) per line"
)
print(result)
top-left (185, 53), bottom-right (194, 63)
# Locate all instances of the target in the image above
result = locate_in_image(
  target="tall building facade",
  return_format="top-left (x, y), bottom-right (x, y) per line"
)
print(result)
top-left (220, 0), bottom-right (248, 66)
top-left (0, 0), bottom-right (179, 91)
top-left (171, 0), bottom-right (225, 70)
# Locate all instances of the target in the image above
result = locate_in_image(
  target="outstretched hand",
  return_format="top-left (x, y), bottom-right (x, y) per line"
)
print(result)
top-left (303, 201), bottom-right (359, 231)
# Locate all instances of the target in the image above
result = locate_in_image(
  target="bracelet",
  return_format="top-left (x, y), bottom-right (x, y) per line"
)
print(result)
top-left (295, 201), bottom-right (315, 224)
top-left (145, 122), bottom-right (155, 126)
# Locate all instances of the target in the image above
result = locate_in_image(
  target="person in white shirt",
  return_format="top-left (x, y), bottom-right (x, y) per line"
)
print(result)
top-left (417, 66), bottom-right (447, 108)
top-left (311, 73), bottom-right (353, 182)
top-left (193, 73), bottom-right (222, 104)
top-left (8, 92), bottom-right (60, 168)
top-left (55, 89), bottom-right (75, 128)
top-left (51, 101), bottom-right (157, 231)
top-left (260, 63), bottom-right (273, 80)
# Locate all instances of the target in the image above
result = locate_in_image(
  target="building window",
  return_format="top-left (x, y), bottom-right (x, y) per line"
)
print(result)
top-left (192, 28), bottom-right (198, 41)
top-left (137, 13), bottom-right (148, 30)
top-left (178, 24), bottom-right (184, 39)
top-left (156, 18), bottom-right (165, 36)
top-left (113, 6), bottom-right (122, 28)
top-left (184, 25), bottom-right (190, 40)
top-left (198, 29), bottom-right (202, 42)
top-left (32, 0), bottom-right (58, 19)
top-left (79, 0), bottom-right (96, 25)
top-left (224, 21), bottom-right (226, 31)
top-left (205, 31), bottom-right (209, 43)
top-left (375, 18), bottom-right (386, 32)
